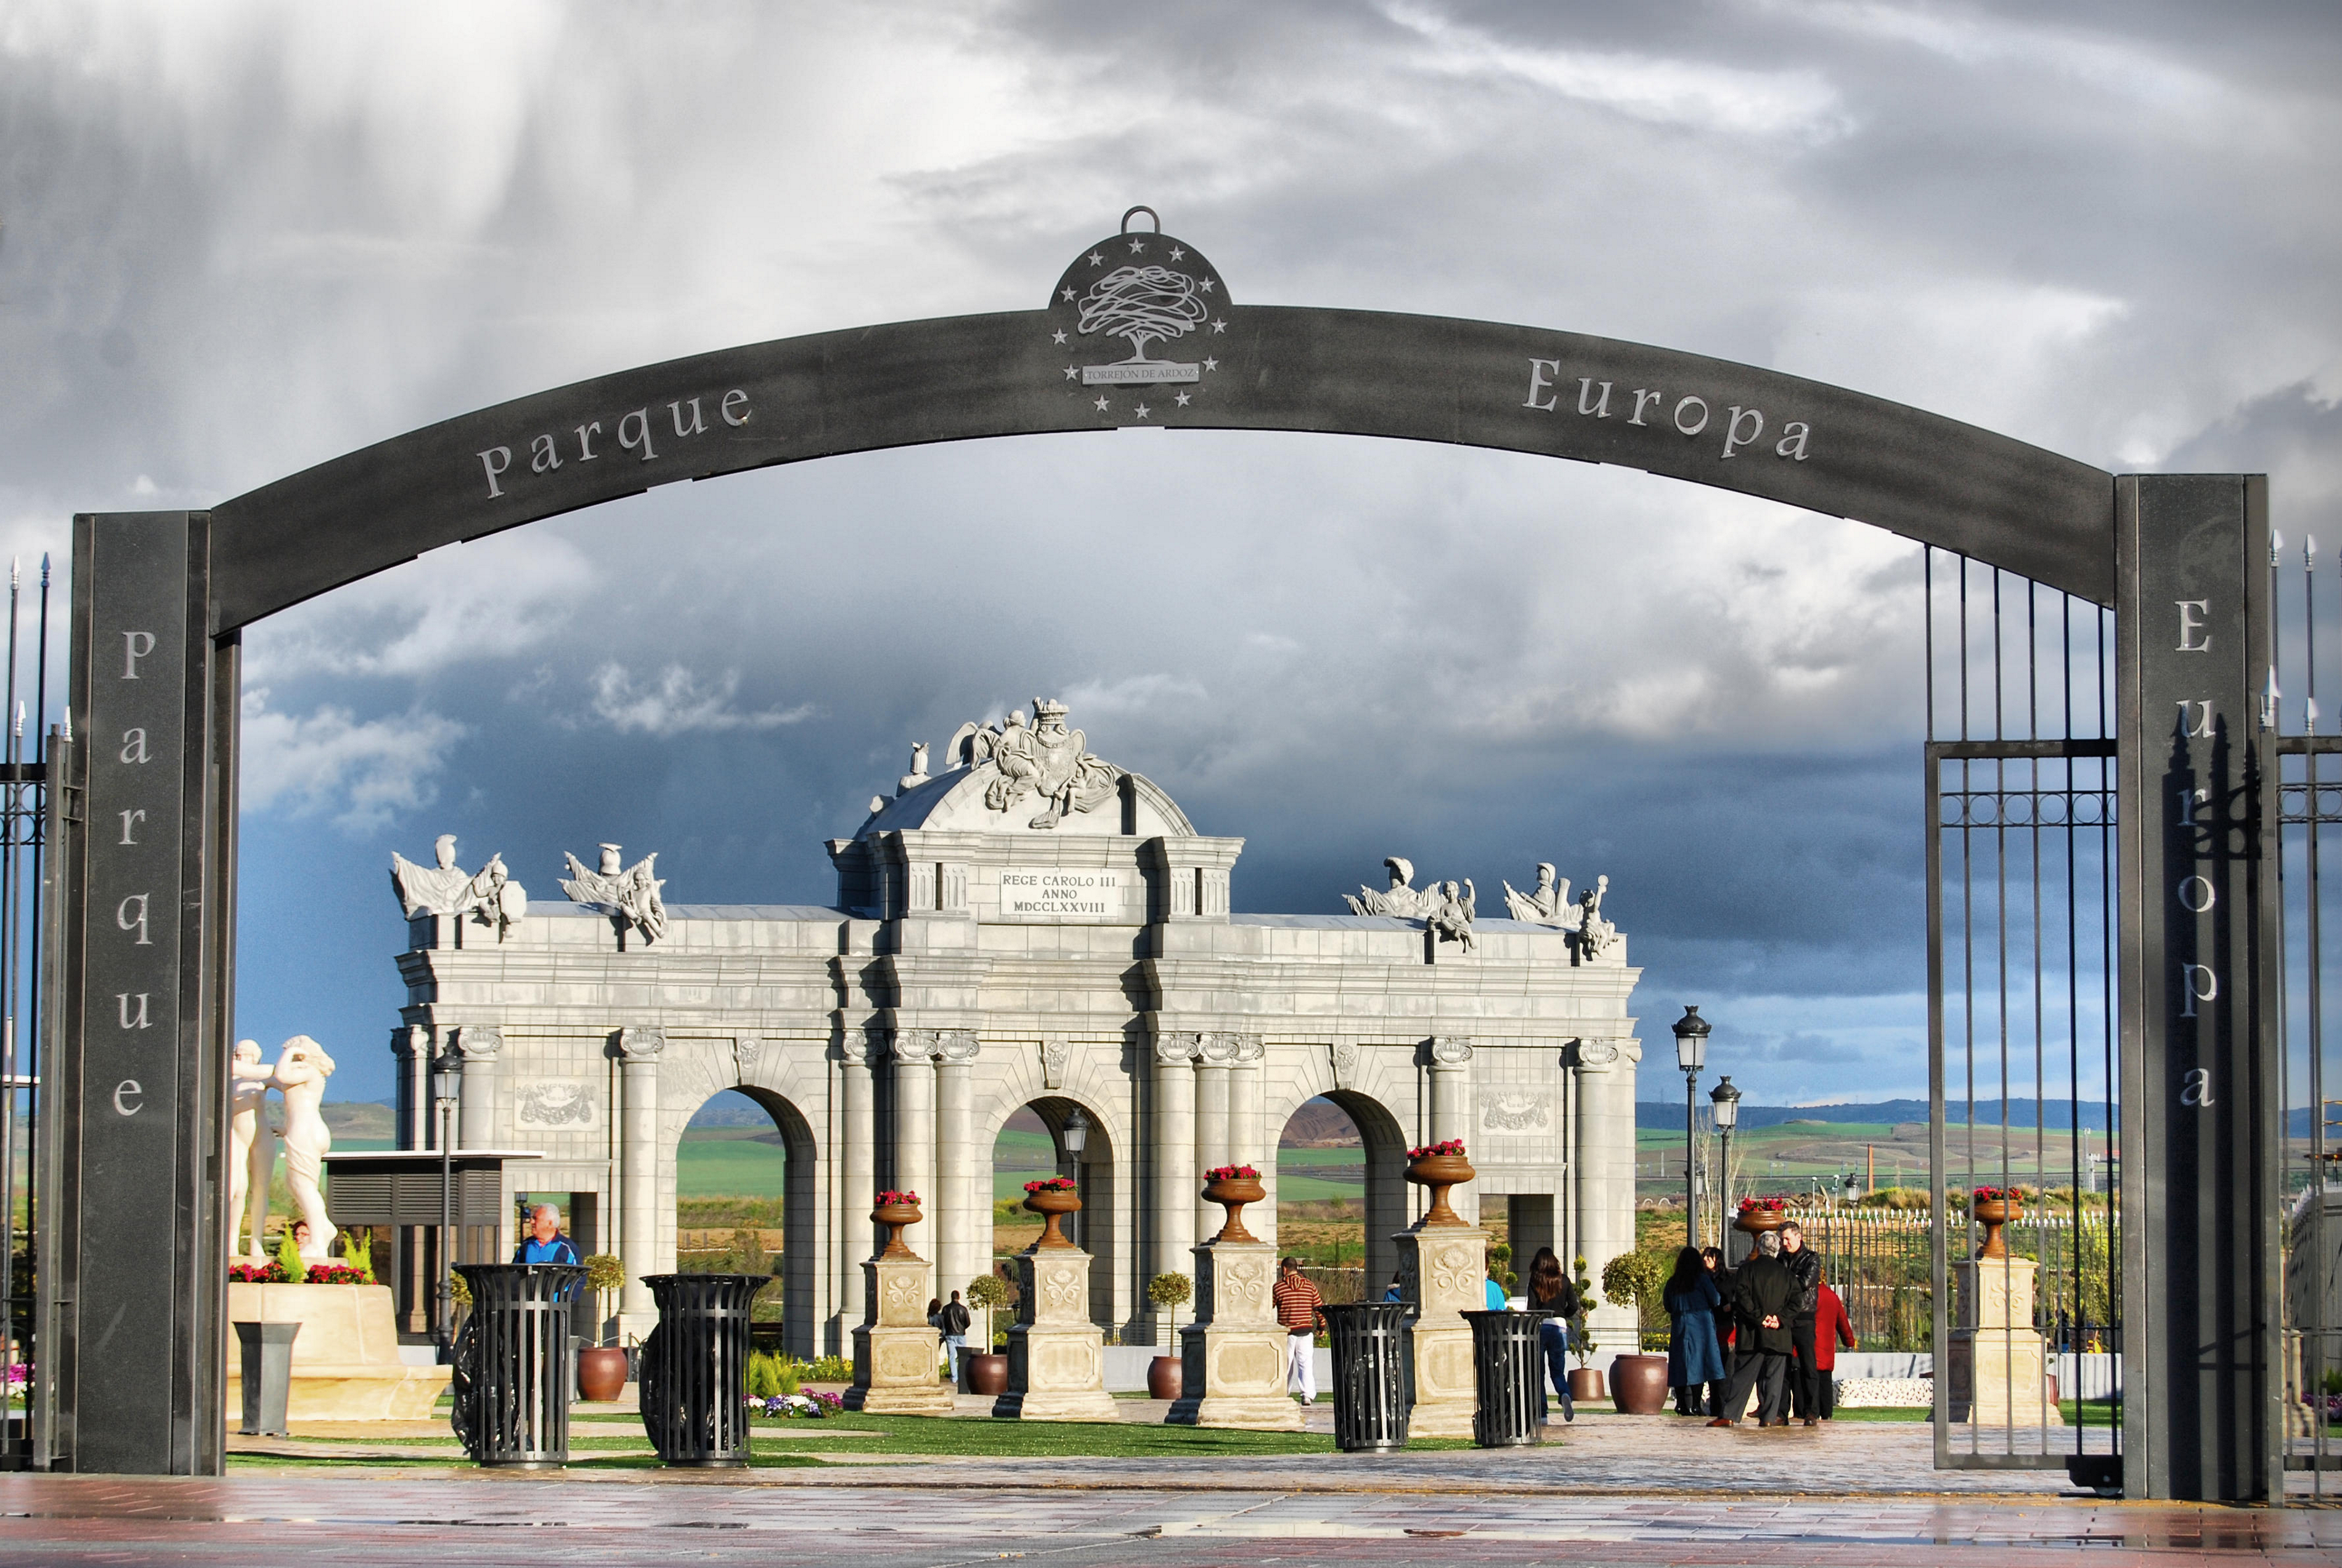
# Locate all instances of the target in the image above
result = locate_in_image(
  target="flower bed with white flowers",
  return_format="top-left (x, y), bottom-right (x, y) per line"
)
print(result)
top-left (1833, 1376), bottom-right (1936, 1408)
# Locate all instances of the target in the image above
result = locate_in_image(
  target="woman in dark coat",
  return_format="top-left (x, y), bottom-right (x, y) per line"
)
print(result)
top-left (1526, 1247), bottom-right (1577, 1423)
top-left (1663, 1246), bottom-right (1727, 1415)
top-left (1702, 1246), bottom-right (1734, 1416)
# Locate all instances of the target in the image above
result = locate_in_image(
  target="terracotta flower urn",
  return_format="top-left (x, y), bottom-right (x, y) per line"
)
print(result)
top-left (966, 1352), bottom-right (1010, 1396)
top-left (1405, 1151), bottom-right (1475, 1227)
top-left (1147, 1354), bottom-right (1185, 1400)
top-left (576, 1344), bottom-right (630, 1403)
top-left (1732, 1203), bottom-right (1789, 1238)
top-left (1202, 1170), bottom-right (1267, 1243)
top-left (1972, 1191), bottom-right (2022, 1259)
top-left (872, 1199), bottom-right (923, 1259)
top-left (1608, 1353), bottom-right (1670, 1415)
top-left (1024, 1184), bottom-right (1082, 1248)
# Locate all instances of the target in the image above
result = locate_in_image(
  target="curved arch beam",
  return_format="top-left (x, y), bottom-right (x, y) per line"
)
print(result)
top-left (208, 306), bottom-right (2113, 632)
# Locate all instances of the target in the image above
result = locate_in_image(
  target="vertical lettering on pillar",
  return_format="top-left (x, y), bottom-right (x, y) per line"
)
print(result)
top-left (2117, 474), bottom-right (2277, 1502)
top-left (68, 513), bottom-right (196, 1471)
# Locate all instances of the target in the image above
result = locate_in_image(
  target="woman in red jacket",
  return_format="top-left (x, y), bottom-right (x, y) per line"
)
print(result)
top-left (1811, 1280), bottom-right (1858, 1419)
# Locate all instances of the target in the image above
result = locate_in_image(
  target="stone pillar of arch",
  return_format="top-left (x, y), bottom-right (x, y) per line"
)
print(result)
top-left (1150, 1032), bottom-right (1200, 1336)
top-left (1429, 1036), bottom-right (1477, 1227)
top-left (934, 1031), bottom-right (982, 1338)
top-left (891, 1031), bottom-right (942, 1303)
top-left (1194, 1034), bottom-right (1234, 1247)
top-left (452, 1024), bottom-right (503, 1152)
top-left (1226, 1034), bottom-right (1268, 1247)
top-left (838, 1030), bottom-right (883, 1339)
top-left (615, 1026), bottom-right (664, 1336)
top-left (1569, 1034), bottom-right (1642, 1342)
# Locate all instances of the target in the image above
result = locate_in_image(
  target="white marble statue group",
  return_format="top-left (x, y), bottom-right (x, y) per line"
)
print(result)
top-left (1343, 855), bottom-right (1621, 961)
top-left (391, 833), bottom-right (672, 945)
top-left (227, 1034), bottom-right (338, 1266)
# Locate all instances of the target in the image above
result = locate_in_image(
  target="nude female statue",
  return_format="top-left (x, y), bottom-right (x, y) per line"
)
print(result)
top-left (226, 1039), bottom-right (277, 1262)
top-left (272, 1035), bottom-right (338, 1262)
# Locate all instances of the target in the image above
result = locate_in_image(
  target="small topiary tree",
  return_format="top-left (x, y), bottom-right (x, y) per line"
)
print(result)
top-left (1601, 1249), bottom-right (1669, 1345)
top-left (967, 1271), bottom-right (1013, 1352)
top-left (582, 1253), bottom-right (626, 1345)
top-left (1147, 1272), bottom-right (1193, 1348)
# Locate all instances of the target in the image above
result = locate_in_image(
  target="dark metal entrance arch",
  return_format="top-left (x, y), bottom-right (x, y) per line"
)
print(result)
top-left (35, 213), bottom-right (2279, 1500)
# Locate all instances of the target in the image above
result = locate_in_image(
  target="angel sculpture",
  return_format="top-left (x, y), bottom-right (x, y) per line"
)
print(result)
top-left (1575, 874), bottom-right (1621, 962)
top-left (390, 835), bottom-right (528, 940)
top-left (1428, 879), bottom-right (1478, 954)
top-left (1344, 856), bottom-right (1439, 918)
top-left (561, 842), bottom-right (669, 944)
top-left (1501, 862), bottom-right (1576, 926)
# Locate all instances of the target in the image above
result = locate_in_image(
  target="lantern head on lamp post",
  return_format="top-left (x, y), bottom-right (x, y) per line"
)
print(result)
top-left (1671, 1007), bottom-right (1712, 1248)
top-left (1062, 1106), bottom-right (1090, 1163)
top-left (1709, 1075), bottom-right (1742, 1254)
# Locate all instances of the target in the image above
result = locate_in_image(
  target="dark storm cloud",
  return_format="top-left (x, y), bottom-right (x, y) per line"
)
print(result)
top-left (2, 4), bottom-right (2333, 1102)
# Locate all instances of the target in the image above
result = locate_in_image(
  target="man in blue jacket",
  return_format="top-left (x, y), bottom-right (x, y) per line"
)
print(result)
top-left (513, 1204), bottom-right (585, 1297)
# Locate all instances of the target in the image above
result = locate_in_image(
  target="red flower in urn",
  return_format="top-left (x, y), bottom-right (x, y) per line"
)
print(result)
top-left (1733, 1196), bottom-right (1790, 1236)
top-left (1405, 1140), bottom-right (1475, 1228)
top-left (1202, 1165), bottom-right (1267, 1243)
top-left (1971, 1186), bottom-right (2023, 1259)
top-left (872, 1189), bottom-right (924, 1260)
top-left (1023, 1175), bottom-right (1082, 1249)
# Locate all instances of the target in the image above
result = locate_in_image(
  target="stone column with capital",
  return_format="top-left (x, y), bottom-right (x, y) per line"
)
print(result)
top-left (838, 1030), bottom-right (881, 1342)
top-left (891, 1031), bottom-right (941, 1303)
top-left (1193, 1032), bottom-right (1234, 1247)
top-left (615, 1026), bottom-right (663, 1335)
top-left (1570, 1035), bottom-right (1640, 1344)
top-left (1947, 1257), bottom-right (2063, 1427)
top-left (934, 1030), bottom-right (982, 1365)
top-left (452, 1024), bottom-right (504, 1151)
top-left (1227, 1035), bottom-right (1269, 1248)
top-left (1428, 1037), bottom-right (1477, 1226)
top-left (1150, 1032), bottom-right (1199, 1341)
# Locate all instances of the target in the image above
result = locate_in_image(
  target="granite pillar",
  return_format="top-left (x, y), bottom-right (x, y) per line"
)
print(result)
top-left (935, 1031), bottom-right (981, 1344)
top-left (838, 1032), bottom-right (879, 1340)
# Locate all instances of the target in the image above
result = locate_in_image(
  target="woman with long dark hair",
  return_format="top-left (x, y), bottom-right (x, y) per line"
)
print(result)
top-left (1526, 1247), bottom-right (1578, 1423)
top-left (1663, 1245), bottom-right (1726, 1416)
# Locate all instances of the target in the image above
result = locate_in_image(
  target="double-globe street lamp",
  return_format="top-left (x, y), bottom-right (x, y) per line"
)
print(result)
top-left (1709, 1074), bottom-right (1742, 1257)
top-left (1671, 1007), bottom-right (1712, 1249)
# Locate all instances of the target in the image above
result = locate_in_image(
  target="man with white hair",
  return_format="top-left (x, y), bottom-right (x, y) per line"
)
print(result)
top-left (512, 1203), bottom-right (584, 1286)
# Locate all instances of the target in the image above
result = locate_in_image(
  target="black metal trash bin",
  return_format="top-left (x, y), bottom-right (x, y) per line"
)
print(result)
top-left (1324, 1301), bottom-right (1411, 1453)
top-left (1462, 1309), bottom-right (1545, 1448)
top-left (637, 1273), bottom-right (767, 1467)
top-left (232, 1321), bottom-right (300, 1437)
top-left (451, 1262), bottom-right (585, 1467)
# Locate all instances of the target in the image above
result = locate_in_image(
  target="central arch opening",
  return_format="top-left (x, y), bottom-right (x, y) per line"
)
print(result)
top-left (675, 1087), bottom-right (815, 1357)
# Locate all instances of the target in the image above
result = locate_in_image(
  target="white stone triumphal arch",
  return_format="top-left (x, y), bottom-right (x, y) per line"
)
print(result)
top-left (386, 699), bottom-right (1646, 1354)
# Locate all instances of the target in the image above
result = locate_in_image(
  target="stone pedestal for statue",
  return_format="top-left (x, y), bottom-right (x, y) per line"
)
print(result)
top-left (1165, 1240), bottom-right (1303, 1431)
top-left (1946, 1257), bottom-right (2063, 1426)
top-left (846, 1254), bottom-right (953, 1416)
top-left (1393, 1223), bottom-right (1488, 1439)
top-left (223, 1283), bottom-right (450, 1420)
top-left (995, 1245), bottom-right (1117, 1422)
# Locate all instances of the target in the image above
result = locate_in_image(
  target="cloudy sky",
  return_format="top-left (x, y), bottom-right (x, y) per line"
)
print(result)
top-left (3, 2), bottom-right (2336, 1109)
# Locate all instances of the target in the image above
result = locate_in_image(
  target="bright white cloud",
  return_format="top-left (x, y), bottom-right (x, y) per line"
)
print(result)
top-left (587, 664), bottom-right (815, 737)
top-left (238, 687), bottom-right (467, 831)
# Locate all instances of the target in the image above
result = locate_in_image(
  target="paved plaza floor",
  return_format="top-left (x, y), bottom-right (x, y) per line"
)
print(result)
top-left (3, 1408), bottom-right (2335, 1564)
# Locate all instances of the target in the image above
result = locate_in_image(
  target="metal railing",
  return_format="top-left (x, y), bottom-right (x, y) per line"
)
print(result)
top-left (0, 558), bottom-right (52, 1468)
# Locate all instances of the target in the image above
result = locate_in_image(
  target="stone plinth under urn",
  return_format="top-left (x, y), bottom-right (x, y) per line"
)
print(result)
top-left (1167, 1171), bottom-right (1302, 1431)
top-left (1946, 1253), bottom-right (2063, 1427)
top-left (846, 1199), bottom-right (953, 1416)
top-left (1395, 1144), bottom-right (1487, 1440)
top-left (997, 1195), bottom-right (1117, 1422)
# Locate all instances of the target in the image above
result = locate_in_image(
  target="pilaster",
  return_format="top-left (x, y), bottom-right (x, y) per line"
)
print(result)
top-left (614, 1026), bottom-right (663, 1334)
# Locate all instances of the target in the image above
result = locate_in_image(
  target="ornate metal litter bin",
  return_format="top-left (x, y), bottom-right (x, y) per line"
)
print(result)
top-left (1463, 1309), bottom-right (1544, 1448)
top-left (450, 1262), bottom-right (585, 1468)
top-left (1324, 1301), bottom-right (1411, 1453)
top-left (638, 1273), bottom-right (768, 1466)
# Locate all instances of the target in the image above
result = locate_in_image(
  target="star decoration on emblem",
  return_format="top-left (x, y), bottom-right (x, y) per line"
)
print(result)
top-left (1064, 367), bottom-right (1078, 380)
top-left (1088, 250), bottom-right (1104, 266)
top-left (1169, 246), bottom-right (1185, 261)
top-left (1211, 319), bottom-right (1228, 333)
top-left (1175, 391), bottom-right (1191, 406)
top-left (1093, 396), bottom-right (1109, 412)
top-left (1051, 329), bottom-right (1067, 345)
top-left (1200, 278), bottom-right (1216, 293)
top-left (1061, 287), bottom-right (1075, 302)
top-left (1203, 357), bottom-right (1218, 372)
top-left (1133, 402), bottom-right (1151, 419)
top-left (1129, 238), bottom-right (1146, 253)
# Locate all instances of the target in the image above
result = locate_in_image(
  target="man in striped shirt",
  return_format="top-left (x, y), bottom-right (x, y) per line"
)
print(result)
top-left (1273, 1257), bottom-right (1326, 1406)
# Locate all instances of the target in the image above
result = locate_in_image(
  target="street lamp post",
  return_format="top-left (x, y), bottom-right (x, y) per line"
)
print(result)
top-left (1671, 1007), bottom-right (1711, 1250)
top-left (431, 1055), bottom-right (459, 1363)
top-left (1061, 1106), bottom-right (1090, 1249)
top-left (1709, 1076), bottom-right (1741, 1260)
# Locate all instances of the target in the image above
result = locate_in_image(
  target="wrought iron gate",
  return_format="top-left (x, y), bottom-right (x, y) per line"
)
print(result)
top-left (0, 560), bottom-right (55, 1469)
top-left (1924, 549), bottom-right (2123, 1484)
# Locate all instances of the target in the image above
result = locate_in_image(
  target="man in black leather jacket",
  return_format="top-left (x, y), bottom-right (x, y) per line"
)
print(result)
top-left (1707, 1231), bottom-right (1795, 1427)
top-left (1780, 1222), bottom-right (1825, 1426)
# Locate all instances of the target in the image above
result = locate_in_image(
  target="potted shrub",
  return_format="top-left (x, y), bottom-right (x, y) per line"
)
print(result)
top-left (576, 1253), bottom-right (630, 1402)
top-left (1599, 1249), bottom-right (1670, 1414)
top-left (1146, 1272), bottom-right (1193, 1399)
top-left (964, 1272), bottom-right (1013, 1395)
top-left (1565, 1254), bottom-right (1605, 1403)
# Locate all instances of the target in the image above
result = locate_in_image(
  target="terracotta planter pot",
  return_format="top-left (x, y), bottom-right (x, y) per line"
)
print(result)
top-left (1024, 1186), bottom-right (1082, 1248)
top-left (1567, 1367), bottom-right (1607, 1403)
top-left (1609, 1354), bottom-right (1669, 1415)
top-left (1203, 1176), bottom-right (1267, 1243)
top-left (1405, 1154), bottom-right (1476, 1228)
top-left (576, 1344), bottom-right (629, 1403)
top-left (1148, 1354), bottom-right (1185, 1400)
top-left (966, 1352), bottom-right (1010, 1396)
top-left (872, 1201), bottom-right (923, 1260)
top-left (1972, 1196), bottom-right (2022, 1260)
top-left (1733, 1206), bottom-right (1789, 1237)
